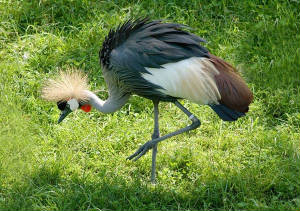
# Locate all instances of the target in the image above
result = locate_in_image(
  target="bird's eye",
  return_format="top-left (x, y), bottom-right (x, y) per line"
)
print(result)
top-left (57, 101), bottom-right (67, 111)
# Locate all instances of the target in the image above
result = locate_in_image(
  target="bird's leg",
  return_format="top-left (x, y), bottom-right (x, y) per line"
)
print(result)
top-left (127, 100), bottom-right (201, 161)
top-left (151, 100), bottom-right (160, 184)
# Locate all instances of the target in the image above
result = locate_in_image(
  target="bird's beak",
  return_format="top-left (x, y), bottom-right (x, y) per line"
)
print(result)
top-left (58, 107), bottom-right (72, 123)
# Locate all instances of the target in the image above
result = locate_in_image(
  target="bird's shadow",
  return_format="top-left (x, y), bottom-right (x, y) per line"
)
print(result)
top-left (0, 166), bottom-right (235, 210)
top-left (3, 155), bottom-right (298, 211)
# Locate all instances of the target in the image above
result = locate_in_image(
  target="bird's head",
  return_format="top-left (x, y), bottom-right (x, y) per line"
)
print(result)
top-left (41, 69), bottom-right (92, 123)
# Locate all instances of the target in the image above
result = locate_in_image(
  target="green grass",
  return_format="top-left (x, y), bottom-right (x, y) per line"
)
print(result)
top-left (0, 0), bottom-right (299, 210)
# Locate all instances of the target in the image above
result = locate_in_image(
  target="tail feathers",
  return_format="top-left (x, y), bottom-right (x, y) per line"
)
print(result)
top-left (208, 53), bottom-right (253, 113)
top-left (209, 104), bottom-right (245, 121)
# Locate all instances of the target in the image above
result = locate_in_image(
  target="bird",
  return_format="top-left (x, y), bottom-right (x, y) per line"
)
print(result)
top-left (42, 18), bottom-right (253, 183)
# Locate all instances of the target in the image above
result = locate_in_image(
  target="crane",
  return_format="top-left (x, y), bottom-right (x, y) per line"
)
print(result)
top-left (42, 18), bottom-right (253, 183)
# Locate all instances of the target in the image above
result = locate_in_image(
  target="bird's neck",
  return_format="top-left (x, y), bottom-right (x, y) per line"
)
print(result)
top-left (84, 90), bottom-right (129, 114)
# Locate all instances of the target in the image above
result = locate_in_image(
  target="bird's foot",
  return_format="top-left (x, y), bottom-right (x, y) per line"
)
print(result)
top-left (127, 140), bottom-right (156, 161)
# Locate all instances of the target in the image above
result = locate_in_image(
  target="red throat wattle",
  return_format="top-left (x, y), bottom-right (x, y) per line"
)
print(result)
top-left (80, 104), bottom-right (92, 112)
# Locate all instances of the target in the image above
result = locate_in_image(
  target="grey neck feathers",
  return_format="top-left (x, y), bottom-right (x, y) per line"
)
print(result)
top-left (84, 90), bottom-right (130, 114)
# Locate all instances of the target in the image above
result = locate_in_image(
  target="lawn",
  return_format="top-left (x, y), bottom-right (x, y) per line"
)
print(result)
top-left (0, 0), bottom-right (299, 210)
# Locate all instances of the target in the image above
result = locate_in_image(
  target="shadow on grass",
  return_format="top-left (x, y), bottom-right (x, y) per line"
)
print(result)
top-left (0, 168), bottom-right (246, 210)
top-left (234, 17), bottom-right (300, 126)
top-left (2, 158), bottom-right (299, 211)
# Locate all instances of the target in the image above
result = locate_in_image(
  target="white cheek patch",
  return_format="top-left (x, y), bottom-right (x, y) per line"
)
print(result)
top-left (67, 98), bottom-right (79, 111)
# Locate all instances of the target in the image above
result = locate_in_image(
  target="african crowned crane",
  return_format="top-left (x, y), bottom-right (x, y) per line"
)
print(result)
top-left (42, 18), bottom-right (253, 183)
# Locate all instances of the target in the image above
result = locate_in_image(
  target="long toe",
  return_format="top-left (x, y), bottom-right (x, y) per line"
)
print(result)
top-left (127, 141), bottom-right (154, 161)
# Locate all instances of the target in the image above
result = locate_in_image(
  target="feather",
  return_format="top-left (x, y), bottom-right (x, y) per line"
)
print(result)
top-left (142, 57), bottom-right (221, 105)
top-left (99, 18), bottom-right (208, 71)
top-left (209, 104), bottom-right (245, 121)
top-left (41, 69), bottom-right (90, 102)
top-left (209, 53), bottom-right (253, 113)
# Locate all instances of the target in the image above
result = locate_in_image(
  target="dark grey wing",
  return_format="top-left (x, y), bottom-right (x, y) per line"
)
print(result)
top-left (106, 20), bottom-right (209, 100)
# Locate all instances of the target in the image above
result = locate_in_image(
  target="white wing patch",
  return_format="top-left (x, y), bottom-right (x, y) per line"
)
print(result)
top-left (142, 57), bottom-right (221, 105)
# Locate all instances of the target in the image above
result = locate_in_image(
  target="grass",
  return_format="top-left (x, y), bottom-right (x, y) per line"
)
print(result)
top-left (0, 0), bottom-right (299, 210)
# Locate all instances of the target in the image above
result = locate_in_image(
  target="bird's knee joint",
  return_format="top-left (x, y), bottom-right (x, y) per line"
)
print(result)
top-left (190, 116), bottom-right (201, 129)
